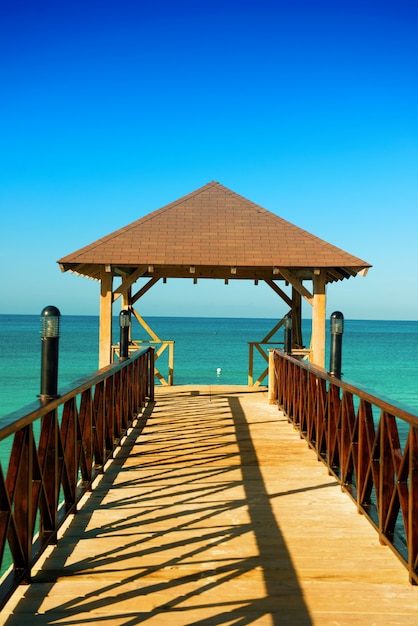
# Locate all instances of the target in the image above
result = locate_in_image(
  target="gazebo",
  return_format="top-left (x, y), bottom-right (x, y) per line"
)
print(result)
top-left (58, 181), bottom-right (371, 373)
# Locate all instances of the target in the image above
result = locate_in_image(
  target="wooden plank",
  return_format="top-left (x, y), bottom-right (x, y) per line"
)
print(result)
top-left (2, 386), bottom-right (418, 624)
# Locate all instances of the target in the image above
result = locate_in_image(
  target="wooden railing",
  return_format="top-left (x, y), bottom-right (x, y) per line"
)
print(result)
top-left (0, 346), bottom-right (154, 608)
top-left (248, 342), bottom-right (281, 387)
top-left (271, 349), bottom-right (418, 584)
top-left (112, 339), bottom-right (174, 385)
top-left (249, 342), bottom-right (310, 387)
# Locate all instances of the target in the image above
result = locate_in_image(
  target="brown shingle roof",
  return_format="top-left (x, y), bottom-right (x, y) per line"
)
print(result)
top-left (58, 181), bottom-right (371, 283)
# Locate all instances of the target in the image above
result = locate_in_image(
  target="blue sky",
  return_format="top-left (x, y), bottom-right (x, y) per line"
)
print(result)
top-left (1, 0), bottom-right (417, 319)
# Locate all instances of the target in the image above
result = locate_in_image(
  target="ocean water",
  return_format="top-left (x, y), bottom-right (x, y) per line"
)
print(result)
top-left (1, 315), bottom-right (418, 418)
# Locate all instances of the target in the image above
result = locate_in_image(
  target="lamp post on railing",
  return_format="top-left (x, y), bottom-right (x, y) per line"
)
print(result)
top-left (40, 305), bottom-right (61, 400)
top-left (284, 313), bottom-right (292, 355)
top-left (329, 311), bottom-right (344, 378)
top-left (119, 309), bottom-right (130, 361)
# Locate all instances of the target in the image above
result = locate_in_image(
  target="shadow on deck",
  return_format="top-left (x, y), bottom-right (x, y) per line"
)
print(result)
top-left (2, 386), bottom-right (418, 625)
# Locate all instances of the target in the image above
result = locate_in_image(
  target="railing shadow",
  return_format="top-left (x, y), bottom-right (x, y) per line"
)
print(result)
top-left (3, 389), bottom-right (313, 624)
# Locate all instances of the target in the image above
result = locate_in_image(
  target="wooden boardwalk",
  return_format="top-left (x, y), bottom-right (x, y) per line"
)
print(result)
top-left (2, 385), bottom-right (418, 625)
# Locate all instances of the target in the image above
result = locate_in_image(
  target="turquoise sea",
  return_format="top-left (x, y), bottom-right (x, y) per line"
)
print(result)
top-left (1, 314), bottom-right (418, 418)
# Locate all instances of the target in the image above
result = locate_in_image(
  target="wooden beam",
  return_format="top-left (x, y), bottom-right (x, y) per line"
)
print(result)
top-left (120, 282), bottom-right (131, 341)
top-left (131, 309), bottom-right (161, 342)
top-left (99, 268), bottom-right (113, 369)
top-left (311, 270), bottom-right (326, 368)
top-left (112, 266), bottom-right (147, 301)
top-left (264, 279), bottom-right (292, 307)
top-left (119, 265), bottom-right (314, 281)
top-left (278, 269), bottom-right (313, 304)
top-left (260, 281), bottom-right (303, 348)
top-left (121, 286), bottom-right (131, 311)
top-left (131, 277), bottom-right (160, 304)
top-left (292, 287), bottom-right (303, 347)
top-left (260, 317), bottom-right (287, 344)
top-left (60, 263), bottom-right (102, 280)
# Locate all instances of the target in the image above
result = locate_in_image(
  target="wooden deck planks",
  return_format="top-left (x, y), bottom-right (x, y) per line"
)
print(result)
top-left (2, 385), bottom-right (418, 625)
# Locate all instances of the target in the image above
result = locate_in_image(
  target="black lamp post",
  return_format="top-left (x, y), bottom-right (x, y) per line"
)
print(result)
top-left (284, 313), bottom-right (292, 355)
top-left (119, 310), bottom-right (130, 360)
top-left (329, 311), bottom-right (344, 378)
top-left (40, 305), bottom-right (61, 400)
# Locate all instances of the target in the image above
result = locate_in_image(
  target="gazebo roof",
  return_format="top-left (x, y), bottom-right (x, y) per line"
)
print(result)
top-left (58, 181), bottom-right (371, 283)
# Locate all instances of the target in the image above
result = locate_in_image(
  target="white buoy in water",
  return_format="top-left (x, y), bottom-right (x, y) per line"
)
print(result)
top-left (216, 367), bottom-right (221, 376)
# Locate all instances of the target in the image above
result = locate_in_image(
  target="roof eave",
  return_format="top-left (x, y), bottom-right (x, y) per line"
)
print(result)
top-left (58, 261), bottom-right (371, 284)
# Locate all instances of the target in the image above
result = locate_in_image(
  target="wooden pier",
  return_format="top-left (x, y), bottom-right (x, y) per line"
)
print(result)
top-left (2, 385), bottom-right (418, 625)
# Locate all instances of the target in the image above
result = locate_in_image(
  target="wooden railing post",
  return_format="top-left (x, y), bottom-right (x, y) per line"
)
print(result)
top-left (268, 349), bottom-right (276, 404)
top-left (168, 342), bottom-right (174, 385)
top-left (248, 343), bottom-right (254, 386)
top-left (149, 347), bottom-right (155, 402)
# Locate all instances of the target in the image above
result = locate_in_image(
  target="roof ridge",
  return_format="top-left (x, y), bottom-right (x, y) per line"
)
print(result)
top-left (135, 181), bottom-right (220, 225)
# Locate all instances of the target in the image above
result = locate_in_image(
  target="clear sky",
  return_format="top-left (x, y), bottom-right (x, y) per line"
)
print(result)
top-left (1, 0), bottom-right (417, 320)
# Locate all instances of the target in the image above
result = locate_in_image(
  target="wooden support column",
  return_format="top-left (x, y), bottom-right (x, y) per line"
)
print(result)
top-left (121, 287), bottom-right (131, 311)
top-left (122, 285), bottom-right (132, 341)
top-left (311, 271), bottom-right (326, 368)
top-left (99, 267), bottom-right (113, 369)
top-left (292, 287), bottom-right (303, 348)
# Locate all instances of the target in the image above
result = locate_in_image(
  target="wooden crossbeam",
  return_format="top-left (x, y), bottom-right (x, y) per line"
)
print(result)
top-left (113, 266), bottom-right (147, 301)
top-left (253, 366), bottom-right (269, 387)
top-left (131, 309), bottom-right (161, 342)
top-left (254, 343), bottom-right (269, 363)
top-left (260, 316), bottom-right (288, 344)
top-left (278, 269), bottom-right (313, 304)
top-left (264, 279), bottom-right (292, 307)
top-left (131, 277), bottom-right (160, 304)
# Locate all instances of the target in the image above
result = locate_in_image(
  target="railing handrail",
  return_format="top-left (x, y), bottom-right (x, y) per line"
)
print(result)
top-left (275, 350), bottom-right (418, 426)
top-left (0, 347), bottom-right (150, 440)
top-left (272, 349), bottom-right (418, 584)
